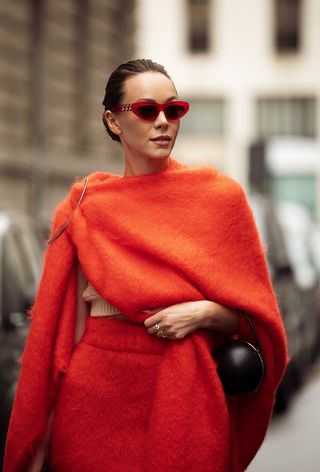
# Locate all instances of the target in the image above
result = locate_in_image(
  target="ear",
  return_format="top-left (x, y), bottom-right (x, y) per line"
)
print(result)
top-left (103, 110), bottom-right (122, 137)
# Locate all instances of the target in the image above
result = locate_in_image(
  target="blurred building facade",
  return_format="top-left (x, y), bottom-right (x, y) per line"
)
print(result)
top-left (136, 0), bottom-right (320, 220)
top-left (0, 0), bottom-right (135, 228)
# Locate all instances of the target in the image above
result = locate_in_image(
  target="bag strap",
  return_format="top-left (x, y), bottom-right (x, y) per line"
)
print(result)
top-left (47, 178), bottom-right (89, 245)
top-left (242, 312), bottom-right (262, 353)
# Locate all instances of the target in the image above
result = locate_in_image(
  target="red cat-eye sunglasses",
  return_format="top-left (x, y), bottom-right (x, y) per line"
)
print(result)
top-left (112, 100), bottom-right (189, 122)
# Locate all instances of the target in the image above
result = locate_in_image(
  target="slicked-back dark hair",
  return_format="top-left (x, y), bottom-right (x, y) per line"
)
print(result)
top-left (102, 59), bottom-right (172, 142)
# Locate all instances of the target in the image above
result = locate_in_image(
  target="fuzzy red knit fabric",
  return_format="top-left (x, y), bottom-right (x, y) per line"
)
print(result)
top-left (4, 158), bottom-right (287, 472)
top-left (49, 316), bottom-right (230, 471)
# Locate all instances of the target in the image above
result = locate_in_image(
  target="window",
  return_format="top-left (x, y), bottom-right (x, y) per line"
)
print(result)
top-left (256, 97), bottom-right (316, 138)
top-left (0, 1), bottom-right (33, 147)
top-left (180, 98), bottom-right (225, 136)
top-left (187, 0), bottom-right (210, 53)
top-left (274, 0), bottom-right (301, 52)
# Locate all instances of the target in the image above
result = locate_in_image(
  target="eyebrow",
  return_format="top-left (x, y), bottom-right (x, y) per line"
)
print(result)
top-left (135, 96), bottom-right (178, 103)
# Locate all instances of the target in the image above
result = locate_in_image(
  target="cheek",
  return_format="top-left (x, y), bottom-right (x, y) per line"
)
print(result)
top-left (172, 122), bottom-right (180, 139)
top-left (123, 120), bottom-right (151, 140)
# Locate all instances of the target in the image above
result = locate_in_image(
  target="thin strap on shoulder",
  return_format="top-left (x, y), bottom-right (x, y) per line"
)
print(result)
top-left (47, 178), bottom-right (89, 245)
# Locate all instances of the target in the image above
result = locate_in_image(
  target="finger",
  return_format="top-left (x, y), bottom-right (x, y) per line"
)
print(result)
top-left (144, 312), bottom-right (163, 328)
top-left (147, 322), bottom-right (163, 334)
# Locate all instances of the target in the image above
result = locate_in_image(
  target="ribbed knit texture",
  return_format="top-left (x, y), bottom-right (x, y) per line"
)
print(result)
top-left (83, 282), bottom-right (121, 316)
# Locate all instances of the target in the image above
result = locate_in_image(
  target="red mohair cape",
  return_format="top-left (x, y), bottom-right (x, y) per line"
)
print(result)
top-left (4, 158), bottom-right (287, 472)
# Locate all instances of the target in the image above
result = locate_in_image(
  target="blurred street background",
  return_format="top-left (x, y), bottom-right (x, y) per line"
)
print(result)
top-left (1, 0), bottom-right (320, 470)
top-left (248, 360), bottom-right (320, 471)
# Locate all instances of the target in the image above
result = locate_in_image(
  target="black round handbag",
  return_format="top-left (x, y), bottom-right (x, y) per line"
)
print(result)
top-left (213, 313), bottom-right (265, 396)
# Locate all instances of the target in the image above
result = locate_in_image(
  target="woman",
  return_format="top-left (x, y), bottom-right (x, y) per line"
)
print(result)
top-left (4, 59), bottom-right (287, 472)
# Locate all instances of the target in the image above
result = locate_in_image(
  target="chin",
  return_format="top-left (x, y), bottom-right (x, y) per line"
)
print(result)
top-left (149, 148), bottom-right (173, 160)
top-left (151, 153), bottom-right (170, 160)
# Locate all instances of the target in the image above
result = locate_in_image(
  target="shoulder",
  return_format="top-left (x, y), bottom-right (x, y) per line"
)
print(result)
top-left (188, 164), bottom-right (248, 205)
top-left (50, 172), bottom-right (105, 229)
top-left (186, 166), bottom-right (257, 231)
top-left (50, 195), bottom-right (73, 230)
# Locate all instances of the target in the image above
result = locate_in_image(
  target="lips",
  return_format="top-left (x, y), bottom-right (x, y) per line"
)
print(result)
top-left (151, 135), bottom-right (171, 142)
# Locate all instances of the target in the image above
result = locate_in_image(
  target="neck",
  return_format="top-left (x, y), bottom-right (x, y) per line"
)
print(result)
top-left (123, 156), bottom-right (170, 177)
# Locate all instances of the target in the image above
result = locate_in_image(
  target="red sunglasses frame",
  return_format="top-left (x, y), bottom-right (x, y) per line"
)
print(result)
top-left (112, 100), bottom-right (190, 121)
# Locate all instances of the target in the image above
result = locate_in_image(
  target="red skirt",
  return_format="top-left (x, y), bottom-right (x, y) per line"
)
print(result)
top-left (49, 316), bottom-right (170, 471)
top-left (49, 316), bottom-right (231, 471)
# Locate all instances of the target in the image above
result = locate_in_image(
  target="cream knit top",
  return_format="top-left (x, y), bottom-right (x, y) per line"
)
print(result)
top-left (83, 282), bottom-right (122, 317)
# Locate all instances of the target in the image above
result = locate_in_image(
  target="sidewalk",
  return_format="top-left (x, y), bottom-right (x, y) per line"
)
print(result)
top-left (248, 362), bottom-right (320, 471)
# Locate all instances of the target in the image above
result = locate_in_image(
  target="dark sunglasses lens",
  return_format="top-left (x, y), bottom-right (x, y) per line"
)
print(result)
top-left (165, 104), bottom-right (186, 120)
top-left (136, 105), bottom-right (158, 120)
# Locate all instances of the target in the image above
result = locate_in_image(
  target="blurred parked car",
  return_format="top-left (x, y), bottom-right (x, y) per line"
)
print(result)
top-left (275, 200), bottom-right (320, 366)
top-left (310, 223), bottom-right (320, 274)
top-left (249, 194), bottom-right (320, 412)
top-left (0, 208), bottom-right (43, 467)
top-left (309, 223), bottom-right (320, 358)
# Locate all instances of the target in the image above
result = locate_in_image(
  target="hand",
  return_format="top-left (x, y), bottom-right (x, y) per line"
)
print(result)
top-left (144, 300), bottom-right (214, 340)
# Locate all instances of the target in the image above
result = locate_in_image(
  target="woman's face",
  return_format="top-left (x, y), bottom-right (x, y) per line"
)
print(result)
top-left (108, 72), bottom-right (181, 168)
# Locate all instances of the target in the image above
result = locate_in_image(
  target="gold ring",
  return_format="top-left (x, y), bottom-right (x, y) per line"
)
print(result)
top-left (156, 329), bottom-right (167, 338)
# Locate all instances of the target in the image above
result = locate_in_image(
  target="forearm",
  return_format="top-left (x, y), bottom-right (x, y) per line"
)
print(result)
top-left (27, 444), bottom-right (47, 472)
top-left (199, 301), bottom-right (240, 334)
top-left (144, 300), bottom-right (240, 339)
top-left (27, 410), bottom-right (54, 472)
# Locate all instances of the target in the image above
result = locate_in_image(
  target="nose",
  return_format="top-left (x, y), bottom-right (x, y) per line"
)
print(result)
top-left (155, 110), bottom-right (169, 128)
